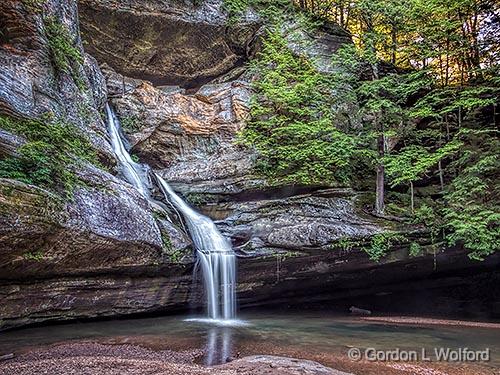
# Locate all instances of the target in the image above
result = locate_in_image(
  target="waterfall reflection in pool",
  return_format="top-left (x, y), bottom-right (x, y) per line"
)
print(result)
top-left (205, 326), bottom-right (233, 365)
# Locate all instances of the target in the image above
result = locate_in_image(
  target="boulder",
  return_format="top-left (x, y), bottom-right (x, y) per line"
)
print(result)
top-left (216, 189), bottom-right (385, 254)
top-left (224, 355), bottom-right (354, 375)
top-left (0, 164), bottom-right (193, 281)
top-left (283, 20), bottom-right (352, 73)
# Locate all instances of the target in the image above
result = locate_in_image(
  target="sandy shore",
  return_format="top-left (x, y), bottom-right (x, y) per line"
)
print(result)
top-left (359, 316), bottom-right (500, 329)
top-left (0, 342), bottom-right (351, 375)
top-left (1, 340), bottom-right (497, 375)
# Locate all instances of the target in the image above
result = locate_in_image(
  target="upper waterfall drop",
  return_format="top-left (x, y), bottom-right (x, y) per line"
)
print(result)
top-left (105, 104), bottom-right (150, 198)
top-left (105, 103), bottom-right (237, 321)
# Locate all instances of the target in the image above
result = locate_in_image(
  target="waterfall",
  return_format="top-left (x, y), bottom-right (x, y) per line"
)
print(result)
top-left (105, 104), bottom-right (237, 321)
top-left (155, 177), bottom-right (236, 320)
top-left (105, 104), bottom-right (150, 198)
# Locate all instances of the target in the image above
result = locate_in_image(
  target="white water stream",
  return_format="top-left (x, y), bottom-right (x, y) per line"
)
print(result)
top-left (106, 104), bottom-right (236, 320)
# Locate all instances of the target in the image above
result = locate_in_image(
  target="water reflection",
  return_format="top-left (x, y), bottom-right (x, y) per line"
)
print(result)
top-left (204, 326), bottom-right (234, 365)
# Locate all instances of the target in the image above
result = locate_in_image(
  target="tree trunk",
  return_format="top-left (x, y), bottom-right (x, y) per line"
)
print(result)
top-left (438, 159), bottom-right (445, 191)
top-left (391, 26), bottom-right (397, 64)
top-left (375, 163), bottom-right (385, 215)
top-left (444, 114), bottom-right (450, 141)
top-left (375, 131), bottom-right (385, 215)
top-left (410, 180), bottom-right (414, 214)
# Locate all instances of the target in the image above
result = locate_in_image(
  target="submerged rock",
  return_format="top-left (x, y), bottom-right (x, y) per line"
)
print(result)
top-left (349, 306), bottom-right (372, 316)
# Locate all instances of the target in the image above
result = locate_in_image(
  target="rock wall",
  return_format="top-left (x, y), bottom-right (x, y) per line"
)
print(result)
top-left (0, 0), bottom-right (191, 329)
top-left (0, 0), bottom-right (499, 331)
top-left (78, 0), bottom-right (261, 88)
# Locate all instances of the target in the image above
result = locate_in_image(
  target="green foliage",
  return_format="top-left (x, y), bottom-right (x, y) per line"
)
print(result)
top-left (294, 0), bottom-right (499, 84)
top-left (235, 0), bottom-right (499, 263)
top-left (185, 193), bottom-right (210, 206)
top-left (355, 70), bottom-right (431, 145)
top-left (223, 0), bottom-right (252, 19)
top-left (407, 121), bottom-right (500, 260)
top-left (240, 27), bottom-right (366, 185)
top-left (365, 232), bottom-right (407, 261)
top-left (162, 235), bottom-right (186, 263)
top-left (162, 234), bottom-right (173, 252)
top-left (411, 85), bottom-right (499, 120)
top-left (442, 129), bottom-right (500, 260)
top-left (409, 242), bottom-right (422, 257)
top-left (273, 251), bottom-right (301, 261)
top-left (385, 141), bottom-right (462, 189)
top-left (413, 203), bottom-right (440, 236)
top-left (21, 0), bottom-right (45, 12)
top-left (120, 115), bottom-right (140, 134)
top-left (44, 17), bottom-right (85, 90)
top-left (0, 114), bottom-right (99, 195)
top-left (23, 250), bottom-right (44, 261)
top-left (223, 0), bottom-right (291, 22)
top-left (332, 237), bottom-right (360, 251)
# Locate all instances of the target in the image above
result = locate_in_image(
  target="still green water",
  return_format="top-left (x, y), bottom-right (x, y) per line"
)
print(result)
top-left (0, 312), bottom-right (498, 369)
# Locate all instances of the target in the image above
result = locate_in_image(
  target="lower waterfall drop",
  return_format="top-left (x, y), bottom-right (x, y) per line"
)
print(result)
top-left (105, 104), bottom-right (237, 321)
top-left (155, 177), bottom-right (236, 320)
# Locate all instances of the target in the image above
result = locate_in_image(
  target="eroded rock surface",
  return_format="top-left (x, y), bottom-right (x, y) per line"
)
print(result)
top-left (109, 70), bottom-right (262, 196)
top-left (0, 0), bottom-right (116, 164)
top-left (215, 189), bottom-right (385, 255)
top-left (0, 0), bottom-right (191, 329)
top-left (1, 0), bottom-right (499, 332)
top-left (283, 21), bottom-right (352, 73)
top-left (78, 0), bottom-right (261, 88)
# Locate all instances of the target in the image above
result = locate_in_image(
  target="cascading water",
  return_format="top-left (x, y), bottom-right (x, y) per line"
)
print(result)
top-left (105, 104), bottom-right (150, 198)
top-left (105, 104), bottom-right (237, 321)
top-left (155, 177), bottom-right (236, 320)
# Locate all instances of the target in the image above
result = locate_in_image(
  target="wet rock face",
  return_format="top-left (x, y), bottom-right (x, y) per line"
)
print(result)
top-left (0, 0), bottom-right (114, 158)
top-left (78, 0), bottom-right (261, 88)
top-left (0, 0), bottom-right (190, 275)
top-left (0, 0), bottom-right (192, 329)
top-left (0, 169), bottom-right (168, 280)
top-left (1, 0), bottom-right (497, 333)
top-left (0, 273), bottom-right (193, 330)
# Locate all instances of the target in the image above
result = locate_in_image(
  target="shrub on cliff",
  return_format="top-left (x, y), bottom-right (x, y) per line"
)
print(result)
top-left (0, 114), bottom-right (99, 196)
top-left (240, 27), bottom-right (368, 186)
